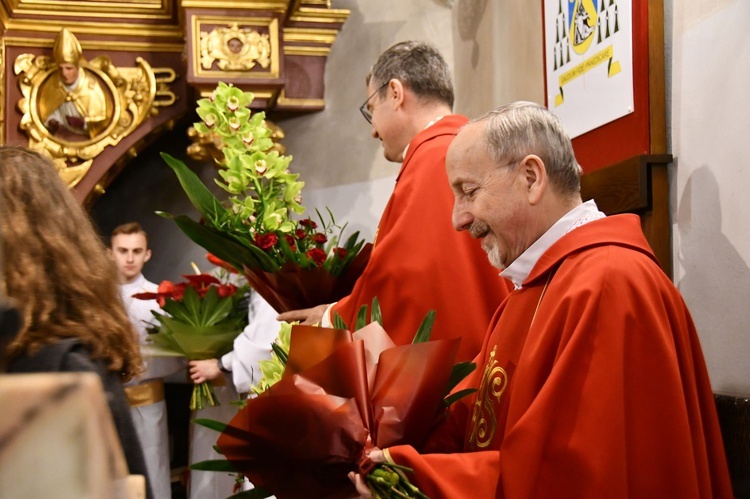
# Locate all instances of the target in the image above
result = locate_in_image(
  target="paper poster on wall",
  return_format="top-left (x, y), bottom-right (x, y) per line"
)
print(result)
top-left (544, 0), bottom-right (634, 138)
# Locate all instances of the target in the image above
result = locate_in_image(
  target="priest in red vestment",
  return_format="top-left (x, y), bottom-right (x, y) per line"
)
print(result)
top-left (278, 41), bottom-right (510, 362)
top-left (351, 102), bottom-right (733, 498)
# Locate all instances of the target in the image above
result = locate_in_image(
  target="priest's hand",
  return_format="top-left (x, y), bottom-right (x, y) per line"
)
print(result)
top-left (189, 358), bottom-right (222, 384)
top-left (276, 304), bottom-right (329, 325)
top-left (348, 447), bottom-right (385, 498)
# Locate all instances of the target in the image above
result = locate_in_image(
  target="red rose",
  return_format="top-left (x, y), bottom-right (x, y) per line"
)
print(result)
top-left (299, 218), bottom-right (317, 229)
top-left (254, 233), bottom-right (279, 250)
top-left (313, 233), bottom-right (327, 244)
top-left (306, 248), bottom-right (327, 267)
top-left (332, 247), bottom-right (348, 259)
top-left (295, 229), bottom-right (307, 239)
top-left (284, 234), bottom-right (297, 251)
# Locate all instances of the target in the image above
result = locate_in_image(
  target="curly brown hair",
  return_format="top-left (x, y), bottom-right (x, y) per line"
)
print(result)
top-left (0, 146), bottom-right (142, 380)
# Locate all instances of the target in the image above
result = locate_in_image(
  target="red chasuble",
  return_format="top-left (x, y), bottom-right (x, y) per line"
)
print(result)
top-left (388, 215), bottom-right (733, 499)
top-left (332, 115), bottom-right (510, 361)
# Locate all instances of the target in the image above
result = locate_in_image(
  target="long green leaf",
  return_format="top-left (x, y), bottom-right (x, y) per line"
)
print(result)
top-left (354, 304), bottom-right (368, 331)
top-left (332, 311), bottom-right (348, 331)
top-left (180, 285), bottom-right (202, 326)
top-left (161, 152), bottom-right (223, 221)
top-left (412, 310), bottom-right (436, 344)
top-left (445, 361), bottom-right (477, 395)
top-left (271, 342), bottom-right (288, 366)
top-left (444, 388), bottom-right (478, 407)
top-left (194, 418), bottom-right (228, 433)
top-left (228, 488), bottom-right (275, 499)
top-left (371, 297), bottom-right (383, 327)
top-left (190, 459), bottom-right (237, 472)
top-left (158, 213), bottom-right (275, 272)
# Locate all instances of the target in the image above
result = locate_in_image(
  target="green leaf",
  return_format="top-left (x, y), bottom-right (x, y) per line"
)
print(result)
top-left (190, 459), bottom-right (237, 472)
top-left (444, 388), bottom-right (478, 407)
top-left (332, 311), bottom-right (348, 331)
top-left (194, 418), bottom-right (228, 433)
top-left (180, 285), bottom-right (202, 326)
top-left (158, 213), bottom-right (279, 272)
top-left (227, 488), bottom-right (275, 499)
top-left (271, 342), bottom-right (288, 366)
top-left (370, 297), bottom-right (383, 327)
top-left (445, 361), bottom-right (477, 395)
top-left (412, 310), bottom-right (436, 344)
top-left (354, 304), bottom-right (368, 331)
top-left (161, 152), bottom-right (223, 221)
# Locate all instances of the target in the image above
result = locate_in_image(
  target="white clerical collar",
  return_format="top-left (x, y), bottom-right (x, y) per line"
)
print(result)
top-left (401, 115), bottom-right (445, 160)
top-left (500, 200), bottom-right (605, 289)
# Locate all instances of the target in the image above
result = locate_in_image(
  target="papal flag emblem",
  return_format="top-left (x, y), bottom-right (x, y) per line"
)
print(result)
top-left (569, 0), bottom-right (598, 55)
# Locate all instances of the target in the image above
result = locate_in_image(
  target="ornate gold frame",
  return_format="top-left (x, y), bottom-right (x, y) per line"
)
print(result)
top-left (192, 16), bottom-right (280, 79)
top-left (15, 47), bottom-right (175, 187)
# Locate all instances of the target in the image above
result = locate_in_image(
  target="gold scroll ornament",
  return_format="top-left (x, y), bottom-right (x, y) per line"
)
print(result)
top-left (200, 23), bottom-right (272, 72)
top-left (14, 28), bottom-right (176, 188)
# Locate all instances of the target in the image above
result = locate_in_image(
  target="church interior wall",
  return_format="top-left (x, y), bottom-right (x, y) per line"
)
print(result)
top-left (667, 0), bottom-right (750, 394)
top-left (86, 0), bottom-right (750, 395)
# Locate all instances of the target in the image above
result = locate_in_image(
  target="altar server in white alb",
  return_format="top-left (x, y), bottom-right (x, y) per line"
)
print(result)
top-left (109, 222), bottom-right (183, 499)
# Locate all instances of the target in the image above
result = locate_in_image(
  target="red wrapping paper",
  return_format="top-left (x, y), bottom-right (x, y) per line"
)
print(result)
top-left (217, 323), bottom-right (460, 498)
top-left (243, 243), bottom-right (373, 313)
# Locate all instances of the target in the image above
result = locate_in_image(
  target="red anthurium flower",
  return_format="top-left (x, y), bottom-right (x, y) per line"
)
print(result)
top-left (157, 280), bottom-right (176, 294)
top-left (313, 233), bottom-right (327, 244)
top-left (254, 233), bottom-right (278, 250)
top-left (183, 274), bottom-right (222, 287)
top-left (207, 253), bottom-right (238, 273)
top-left (217, 283), bottom-right (238, 298)
top-left (184, 274), bottom-right (221, 298)
top-left (306, 248), bottom-right (327, 267)
top-left (131, 290), bottom-right (161, 304)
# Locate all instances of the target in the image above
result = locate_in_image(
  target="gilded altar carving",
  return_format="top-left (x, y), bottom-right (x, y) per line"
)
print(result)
top-left (200, 23), bottom-right (272, 72)
top-left (14, 28), bottom-right (176, 188)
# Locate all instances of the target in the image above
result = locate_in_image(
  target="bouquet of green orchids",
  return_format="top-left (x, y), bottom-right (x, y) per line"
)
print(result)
top-left (159, 82), bottom-right (371, 313)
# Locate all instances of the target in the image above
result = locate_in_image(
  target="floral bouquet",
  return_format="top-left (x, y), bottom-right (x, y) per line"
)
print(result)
top-left (158, 82), bottom-right (372, 313)
top-left (192, 303), bottom-right (476, 498)
top-left (133, 273), bottom-right (250, 410)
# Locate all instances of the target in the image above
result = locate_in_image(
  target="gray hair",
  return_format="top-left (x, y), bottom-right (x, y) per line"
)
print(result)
top-left (473, 102), bottom-right (582, 195)
top-left (367, 41), bottom-right (454, 109)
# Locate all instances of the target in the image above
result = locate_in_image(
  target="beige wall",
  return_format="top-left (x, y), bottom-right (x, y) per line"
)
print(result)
top-left (668, 0), bottom-right (750, 394)
top-left (452, 0), bottom-right (545, 118)
top-left (280, 0), bottom-right (750, 394)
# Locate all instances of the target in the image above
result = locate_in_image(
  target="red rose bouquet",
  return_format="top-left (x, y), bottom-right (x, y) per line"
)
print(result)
top-left (159, 82), bottom-right (371, 313)
top-left (133, 273), bottom-right (249, 410)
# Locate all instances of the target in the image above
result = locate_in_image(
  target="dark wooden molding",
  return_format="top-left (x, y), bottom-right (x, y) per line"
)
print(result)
top-left (580, 154), bottom-right (673, 278)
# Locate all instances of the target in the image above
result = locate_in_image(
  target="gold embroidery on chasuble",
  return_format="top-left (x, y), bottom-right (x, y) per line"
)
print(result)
top-left (468, 346), bottom-right (508, 450)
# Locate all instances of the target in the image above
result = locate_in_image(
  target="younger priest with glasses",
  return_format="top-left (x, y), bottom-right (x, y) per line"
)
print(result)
top-left (278, 41), bottom-right (510, 362)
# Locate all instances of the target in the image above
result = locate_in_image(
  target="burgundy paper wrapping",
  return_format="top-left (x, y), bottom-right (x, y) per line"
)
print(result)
top-left (243, 243), bottom-right (372, 313)
top-left (217, 323), bottom-right (460, 498)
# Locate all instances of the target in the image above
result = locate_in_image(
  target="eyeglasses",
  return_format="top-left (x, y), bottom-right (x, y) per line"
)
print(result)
top-left (359, 82), bottom-right (388, 124)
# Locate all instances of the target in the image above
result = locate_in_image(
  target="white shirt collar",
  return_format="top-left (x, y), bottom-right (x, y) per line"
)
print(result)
top-left (500, 200), bottom-right (605, 289)
top-left (120, 273), bottom-right (149, 294)
top-left (401, 115), bottom-right (445, 160)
